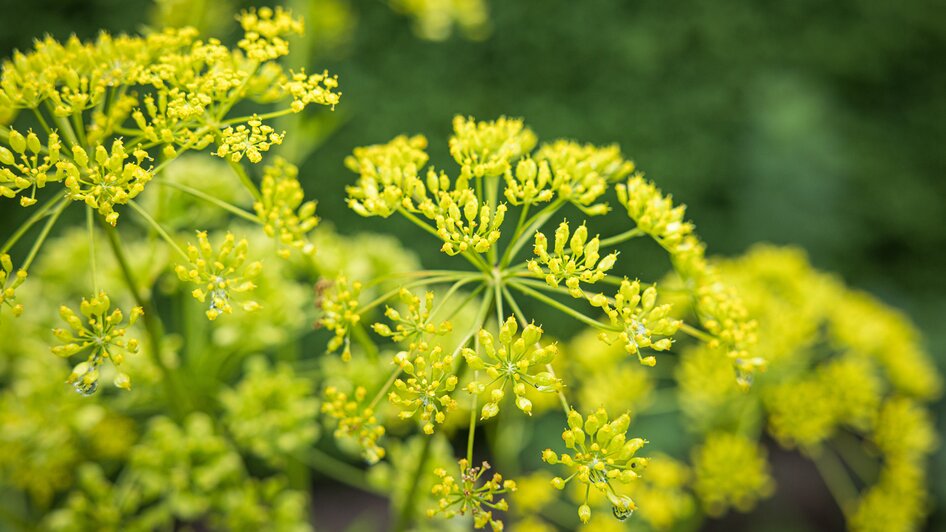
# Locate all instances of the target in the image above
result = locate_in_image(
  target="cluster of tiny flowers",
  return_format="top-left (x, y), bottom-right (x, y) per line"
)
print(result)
top-left (536, 140), bottom-right (635, 214)
top-left (621, 455), bottom-right (694, 530)
top-left (591, 279), bottom-right (680, 366)
top-left (220, 357), bottom-right (320, 466)
top-left (390, 0), bottom-right (490, 41)
top-left (428, 459), bottom-right (517, 531)
top-left (503, 157), bottom-right (554, 205)
top-left (390, 344), bottom-right (459, 434)
top-left (0, 129), bottom-right (62, 206)
top-left (691, 432), bottom-right (774, 516)
top-left (51, 291), bottom-right (143, 395)
top-left (320, 386), bottom-right (386, 463)
top-left (174, 231), bottom-right (262, 320)
top-left (254, 157), bottom-right (319, 258)
top-left (372, 289), bottom-right (453, 343)
top-left (616, 175), bottom-right (761, 381)
top-left (284, 69), bottom-right (341, 112)
top-left (529, 220), bottom-right (617, 298)
top-left (449, 115), bottom-right (537, 179)
top-left (423, 187), bottom-right (507, 255)
top-left (237, 6), bottom-right (304, 61)
top-left (60, 140), bottom-right (152, 225)
top-left (543, 409), bottom-right (647, 523)
top-left (463, 317), bottom-right (561, 418)
top-left (344, 135), bottom-right (430, 217)
top-left (215, 116), bottom-right (286, 164)
top-left (0, 253), bottom-right (27, 318)
top-left (315, 277), bottom-right (362, 361)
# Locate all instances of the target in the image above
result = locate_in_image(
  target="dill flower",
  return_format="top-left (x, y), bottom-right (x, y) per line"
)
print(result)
top-left (871, 397), bottom-right (936, 460)
top-left (390, 0), bottom-right (490, 41)
top-left (0, 128), bottom-right (62, 207)
top-left (315, 276), bottom-right (362, 360)
top-left (254, 157), bottom-right (319, 258)
top-left (284, 69), bottom-right (341, 112)
top-left (422, 187), bottom-right (508, 255)
top-left (542, 408), bottom-right (647, 523)
top-left (372, 289), bottom-right (453, 343)
top-left (428, 459), bottom-right (517, 531)
top-left (623, 454), bottom-right (694, 530)
top-left (60, 140), bottom-right (153, 225)
top-left (51, 291), bottom-right (143, 395)
top-left (536, 140), bottom-right (634, 214)
top-left (449, 115), bottom-right (537, 179)
top-left (174, 231), bottom-right (263, 321)
top-left (221, 357), bottom-right (320, 466)
top-left (0, 253), bottom-right (27, 318)
top-left (849, 457), bottom-right (928, 532)
top-left (504, 157), bottom-right (554, 206)
top-left (321, 385), bottom-right (386, 464)
top-left (593, 279), bottom-right (680, 366)
top-left (691, 432), bottom-right (774, 516)
top-left (237, 6), bottom-right (305, 61)
top-left (464, 317), bottom-right (562, 418)
top-left (390, 343), bottom-right (459, 434)
top-left (215, 116), bottom-right (286, 164)
top-left (344, 134), bottom-right (430, 217)
top-left (528, 220), bottom-right (617, 298)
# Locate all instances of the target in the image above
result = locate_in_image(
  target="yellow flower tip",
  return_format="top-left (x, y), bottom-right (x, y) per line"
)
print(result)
top-left (578, 503), bottom-right (591, 523)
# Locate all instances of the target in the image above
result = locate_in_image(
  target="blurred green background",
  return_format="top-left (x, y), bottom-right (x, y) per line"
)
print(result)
top-left (1, 0), bottom-right (943, 529)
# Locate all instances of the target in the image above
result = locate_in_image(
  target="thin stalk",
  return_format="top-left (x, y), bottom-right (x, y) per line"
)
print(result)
top-left (21, 198), bottom-right (69, 271)
top-left (500, 198), bottom-right (565, 268)
top-left (367, 367), bottom-right (403, 411)
top-left (127, 200), bottom-right (187, 259)
top-left (0, 190), bottom-right (68, 254)
top-left (226, 159), bottom-right (262, 202)
top-left (808, 445), bottom-right (858, 514)
top-left (223, 107), bottom-right (295, 125)
top-left (360, 274), bottom-right (474, 315)
top-left (86, 207), bottom-right (97, 292)
top-left (297, 448), bottom-right (383, 495)
top-left (598, 227), bottom-right (645, 248)
top-left (467, 369), bottom-right (479, 463)
top-left (398, 207), bottom-right (492, 274)
top-left (155, 179), bottom-right (259, 223)
top-left (679, 322), bottom-right (715, 343)
top-left (395, 435), bottom-right (433, 532)
top-left (507, 280), bottom-right (616, 332)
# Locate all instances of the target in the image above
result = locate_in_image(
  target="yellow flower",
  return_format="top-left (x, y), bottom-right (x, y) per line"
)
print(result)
top-left (321, 385), bottom-right (386, 464)
top-left (389, 343), bottom-right (459, 435)
top-left (174, 231), bottom-right (262, 320)
top-left (254, 157), bottom-right (319, 258)
top-left (428, 459), bottom-right (516, 531)
top-left (529, 220), bottom-right (617, 298)
top-left (691, 431), bottom-right (773, 516)
top-left (449, 115), bottom-right (536, 179)
top-left (0, 253), bottom-right (27, 318)
top-left (316, 276), bottom-right (362, 361)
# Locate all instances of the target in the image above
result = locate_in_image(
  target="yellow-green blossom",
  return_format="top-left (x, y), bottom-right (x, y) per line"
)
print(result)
top-left (449, 115), bottom-right (536, 179)
top-left (536, 140), bottom-right (634, 214)
top-left (421, 187), bottom-right (508, 256)
top-left (372, 289), bottom-right (453, 343)
top-left (321, 385), bottom-right (386, 464)
top-left (344, 135), bottom-right (430, 217)
top-left (236, 6), bottom-right (304, 61)
top-left (529, 220), bottom-right (617, 298)
top-left (691, 432), bottom-right (774, 516)
top-left (316, 276), bottom-right (362, 361)
top-left (428, 459), bottom-right (516, 531)
top-left (390, 343), bottom-right (459, 434)
top-left (215, 116), bottom-right (285, 164)
top-left (254, 157), bottom-right (319, 258)
top-left (60, 140), bottom-right (153, 225)
top-left (542, 408), bottom-right (647, 523)
top-left (464, 317), bottom-right (562, 418)
top-left (504, 157), bottom-right (553, 206)
top-left (0, 253), bottom-right (27, 318)
top-left (0, 129), bottom-right (62, 206)
top-left (283, 69), bottom-right (341, 112)
top-left (174, 231), bottom-right (262, 320)
top-left (592, 279), bottom-right (680, 366)
top-left (51, 291), bottom-right (142, 394)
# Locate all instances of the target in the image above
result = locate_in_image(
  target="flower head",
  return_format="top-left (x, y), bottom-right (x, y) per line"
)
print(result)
top-left (464, 317), bottom-right (562, 418)
top-left (372, 289), bottom-right (453, 343)
top-left (215, 116), bottom-right (285, 164)
top-left (449, 115), bottom-right (536, 179)
top-left (321, 385), bottom-right (386, 464)
top-left (344, 135), bottom-right (430, 217)
top-left (254, 157), bottom-right (319, 258)
top-left (51, 290), bottom-right (142, 394)
top-left (0, 253), bottom-right (27, 318)
top-left (536, 140), bottom-right (634, 214)
top-left (0, 129), bottom-right (62, 207)
top-left (315, 277), bottom-right (362, 361)
top-left (542, 408), bottom-right (647, 523)
top-left (691, 431), bottom-right (774, 516)
top-left (528, 220), bottom-right (617, 298)
top-left (592, 279), bottom-right (680, 366)
top-left (174, 231), bottom-right (262, 320)
top-left (428, 459), bottom-right (517, 531)
top-left (389, 344), bottom-right (459, 435)
top-left (237, 7), bottom-right (304, 61)
top-left (60, 140), bottom-right (153, 225)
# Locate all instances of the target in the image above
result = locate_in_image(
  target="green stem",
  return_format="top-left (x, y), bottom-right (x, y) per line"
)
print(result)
top-left (223, 107), bottom-right (296, 125)
top-left (507, 280), bottom-right (616, 332)
top-left (0, 190), bottom-right (68, 254)
top-left (226, 159), bottom-right (263, 202)
top-left (297, 448), bottom-right (383, 495)
top-left (368, 367), bottom-right (403, 411)
top-left (598, 227), bottom-right (645, 248)
top-left (395, 435), bottom-right (433, 532)
top-left (359, 274), bottom-right (475, 315)
top-left (808, 445), bottom-right (858, 514)
top-left (467, 369), bottom-right (479, 463)
top-left (21, 197), bottom-right (69, 271)
top-left (127, 200), bottom-right (187, 259)
top-left (500, 198), bottom-right (565, 268)
top-left (398, 207), bottom-right (492, 274)
top-left (102, 223), bottom-right (189, 418)
top-left (155, 179), bottom-right (259, 223)
top-left (86, 207), bottom-right (97, 292)
top-left (679, 322), bottom-right (715, 343)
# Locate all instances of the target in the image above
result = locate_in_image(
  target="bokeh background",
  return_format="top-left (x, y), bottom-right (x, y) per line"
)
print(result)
top-left (1, 0), bottom-right (943, 529)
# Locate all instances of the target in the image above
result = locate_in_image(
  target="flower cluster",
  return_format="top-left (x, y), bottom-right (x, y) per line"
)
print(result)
top-left (424, 187), bottom-right (508, 256)
top-left (60, 140), bottom-right (153, 225)
top-left (372, 289), bottom-right (453, 343)
top-left (237, 7), bottom-right (305, 61)
top-left (529, 220), bottom-right (617, 298)
top-left (542, 409), bottom-right (647, 523)
top-left (464, 317), bottom-right (561, 418)
top-left (0, 129), bottom-right (62, 206)
top-left (390, 344), bottom-right (459, 434)
top-left (175, 231), bottom-right (262, 320)
top-left (428, 459), bottom-right (517, 531)
top-left (344, 134), bottom-right (430, 217)
top-left (449, 115), bottom-right (537, 179)
top-left (536, 140), bottom-right (635, 214)
top-left (51, 291), bottom-right (142, 395)
top-left (390, 0), bottom-right (490, 41)
top-left (320, 386), bottom-right (386, 464)
top-left (593, 279), bottom-right (680, 366)
top-left (221, 357), bottom-right (320, 466)
top-left (691, 432), bottom-right (774, 516)
top-left (315, 277), bottom-right (362, 361)
top-left (215, 116), bottom-right (286, 164)
top-left (284, 69), bottom-right (342, 112)
top-left (0, 253), bottom-right (27, 318)
top-left (254, 157), bottom-right (319, 258)
top-left (503, 157), bottom-right (553, 206)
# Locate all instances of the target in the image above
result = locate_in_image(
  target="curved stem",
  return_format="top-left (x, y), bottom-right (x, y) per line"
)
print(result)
top-left (679, 322), bottom-right (714, 343)
top-left (155, 179), bottom-right (259, 223)
top-left (507, 280), bottom-right (616, 332)
top-left (598, 227), bottom-right (644, 248)
top-left (0, 190), bottom-right (68, 254)
top-left (127, 200), bottom-right (187, 259)
top-left (500, 198), bottom-right (565, 268)
top-left (395, 435), bottom-right (433, 532)
top-left (21, 197), bottom-right (69, 271)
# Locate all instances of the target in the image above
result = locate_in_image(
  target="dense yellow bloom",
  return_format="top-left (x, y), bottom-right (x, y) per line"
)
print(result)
top-left (623, 454), bottom-right (694, 530)
top-left (504, 157), bottom-right (554, 206)
top-left (536, 140), bottom-right (634, 214)
top-left (60, 140), bottom-right (152, 225)
top-left (215, 116), bottom-right (285, 164)
top-left (449, 115), bottom-right (536, 179)
top-left (0, 253), bottom-right (27, 318)
top-left (321, 385), bottom-right (386, 464)
top-left (344, 135), bottom-right (430, 217)
top-left (51, 291), bottom-right (143, 394)
top-left (543, 408), bottom-right (647, 523)
top-left (691, 431), bottom-right (773, 516)
top-left (390, 343), bottom-right (459, 434)
top-left (421, 186), bottom-right (507, 255)
top-left (372, 289), bottom-right (453, 343)
top-left (254, 157), bottom-right (319, 258)
top-left (871, 397), bottom-right (936, 460)
top-left (592, 278), bottom-right (680, 366)
top-left (316, 276), bottom-right (362, 360)
top-left (464, 317), bottom-right (562, 418)
top-left (0, 129), bottom-right (62, 206)
top-left (529, 220), bottom-right (617, 298)
top-left (428, 459), bottom-right (516, 531)
top-left (237, 7), bottom-right (304, 61)
top-left (283, 69), bottom-right (341, 112)
top-left (174, 231), bottom-right (262, 320)
top-left (849, 457), bottom-right (928, 532)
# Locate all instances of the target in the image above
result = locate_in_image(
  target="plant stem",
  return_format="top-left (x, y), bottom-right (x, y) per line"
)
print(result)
top-left (298, 448), bottom-right (383, 495)
top-left (507, 280), bottom-right (616, 332)
top-left (86, 207), bottom-right (97, 292)
top-left (127, 200), bottom-right (188, 259)
top-left (501, 198), bottom-right (565, 268)
top-left (679, 322), bottom-right (715, 343)
top-left (226, 159), bottom-right (263, 202)
top-left (1, 191), bottom-right (67, 254)
top-left (598, 227), bottom-right (645, 248)
top-left (154, 180), bottom-right (260, 223)
top-left (21, 198), bottom-right (69, 271)
top-left (395, 435), bottom-right (433, 532)
top-left (807, 445), bottom-right (858, 514)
